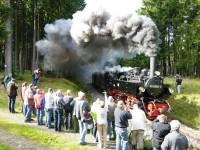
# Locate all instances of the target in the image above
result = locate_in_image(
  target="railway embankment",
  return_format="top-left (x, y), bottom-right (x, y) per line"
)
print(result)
top-left (181, 124), bottom-right (200, 150)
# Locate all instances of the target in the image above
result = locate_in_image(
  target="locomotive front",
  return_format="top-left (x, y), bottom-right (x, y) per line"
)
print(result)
top-left (92, 57), bottom-right (172, 120)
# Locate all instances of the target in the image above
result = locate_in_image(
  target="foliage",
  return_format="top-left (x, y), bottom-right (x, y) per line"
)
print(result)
top-left (0, 0), bottom-right (85, 73)
top-left (165, 77), bottom-right (200, 129)
top-left (117, 54), bottom-right (149, 68)
top-left (0, 1), bottom-right (10, 41)
top-left (140, 0), bottom-right (200, 76)
top-left (0, 142), bottom-right (14, 150)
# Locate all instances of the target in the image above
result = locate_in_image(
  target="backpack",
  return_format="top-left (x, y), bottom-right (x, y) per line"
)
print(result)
top-left (57, 98), bottom-right (65, 109)
top-left (64, 97), bottom-right (73, 112)
top-left (40, 96), bottom-right (45, 109)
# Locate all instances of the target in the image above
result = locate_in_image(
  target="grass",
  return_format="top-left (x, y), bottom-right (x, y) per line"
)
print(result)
top-left (0, 72), bottom-right (94, 149)
top-left (0, 72), bottom-right (82, 112)
top-left (164, 77), bottom-right (200, 129)
top-left (0, 118), bottom-right (94, 150)
top-left (0, 142), bottom-right (14, 150)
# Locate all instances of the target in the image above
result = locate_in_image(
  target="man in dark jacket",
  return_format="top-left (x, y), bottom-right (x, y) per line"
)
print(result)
top-left (152, 114), bottom-right (171, 150)
top-left (63, 90), bottom-right (74, 130)
top-left (114, 100), bottom-right (132, 150)
top-left (7, 79), bottom-right (18, 113)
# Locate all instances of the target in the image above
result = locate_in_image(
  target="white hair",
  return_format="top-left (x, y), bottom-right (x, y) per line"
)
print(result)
top-left (170, 120), bottom-right (180, 131)
top-left (157, 114), bottom-right (165, 123)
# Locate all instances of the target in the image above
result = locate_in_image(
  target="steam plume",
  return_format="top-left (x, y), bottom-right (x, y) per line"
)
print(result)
top-left (36, 0), bottom-right (161, 79)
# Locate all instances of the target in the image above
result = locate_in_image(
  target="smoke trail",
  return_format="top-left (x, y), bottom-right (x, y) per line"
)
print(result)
top-left (36, 0), bottom-right (161, 79)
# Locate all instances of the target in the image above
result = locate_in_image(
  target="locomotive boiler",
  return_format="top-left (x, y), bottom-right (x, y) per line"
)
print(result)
top-left (92, 57), bottom-right (172, 120)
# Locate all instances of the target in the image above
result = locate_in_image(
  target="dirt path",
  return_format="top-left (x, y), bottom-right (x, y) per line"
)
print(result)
top-left (0, 110), bottom-right (94, 149)
top-left (0, 109), bottom-right (116, 150)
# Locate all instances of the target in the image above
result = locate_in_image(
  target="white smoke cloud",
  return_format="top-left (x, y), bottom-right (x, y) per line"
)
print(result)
top-left (36, 0), bottom-right (161, 79)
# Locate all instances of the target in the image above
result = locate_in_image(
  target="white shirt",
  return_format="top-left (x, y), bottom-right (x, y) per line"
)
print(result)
top-left (130, 105), bottom-right (147, 130)
top-left (45, 92), bottom-right (54, 109)
top-left (96, 106), bottom-right (108, 125)
top-left (24, 88), bottom-right (34, 105)
top-left (95, 93), bottom-right (110, 125)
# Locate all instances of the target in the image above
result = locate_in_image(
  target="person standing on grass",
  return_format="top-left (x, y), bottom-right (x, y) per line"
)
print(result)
top-left (91, 98), bottom-right (100, 143)
top-left (114, 100), bottom-right (132, 150)
top-left (45, 88), bottom-right (54, 128)
top-left (34, 89), bottom-right (45, 125)
top-left (6, 79), bottom-right (18, 113)
top-left (129, 101), bottom-right (149, 150)
top-left (24, 84), bottom-right (34, 122)
top-left (175, 74), bottom-right (182, 94)
top-left (21, 82), bottom-right (28, 114)
top-left (73, 91), bottom-right (90, 145)
top-left (107, 96), bottom-right (116, 141)
top-left (152, 114), bottom-right (170, 150)
top-left (32, 68), bottom-right (42, 85)
top-left (95, 96), bottom-right (109, 149)
top-left (161, 120), bottom-right (188, 150)
top-left (53, 89), bottom-right (65, 132)
top-left (63, 89), bottom-right (74, 130)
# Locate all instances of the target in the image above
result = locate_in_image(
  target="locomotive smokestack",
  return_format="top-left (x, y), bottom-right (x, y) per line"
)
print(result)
top-left (150, 56), bottom-right (155, 78)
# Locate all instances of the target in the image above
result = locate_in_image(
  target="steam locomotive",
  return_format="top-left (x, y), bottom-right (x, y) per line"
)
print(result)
top-left (92, 66), bottom-right (172, 120)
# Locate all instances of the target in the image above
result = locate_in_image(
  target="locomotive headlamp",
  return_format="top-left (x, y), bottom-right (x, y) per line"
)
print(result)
top-left (155, 71), bottom-right (161, 76)
top-left (139, 87), bottom-right (145, 92)
top-left (117, 83), bottom-right (120, 87)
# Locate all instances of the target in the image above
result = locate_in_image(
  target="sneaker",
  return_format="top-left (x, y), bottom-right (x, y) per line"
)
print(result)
top-left (80, 142), bottom-right (87, 145)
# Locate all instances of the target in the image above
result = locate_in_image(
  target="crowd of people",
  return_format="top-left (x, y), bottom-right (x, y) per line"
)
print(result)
top-left (4, 78), bottom-right (189, 150)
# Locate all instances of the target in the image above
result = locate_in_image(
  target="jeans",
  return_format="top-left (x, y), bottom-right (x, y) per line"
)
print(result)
top-left (8, 96), bottom-right (16, 113)
top-left (115, 127), bottom-right (129, 150)
top-left (46, 108), bottom-right (53, 128)
top-left (23, 104), bottom-right (28, 116)
top-left (25, 105), bottom-right (33, 121)
top-left (54, 109), bottom-right (63, 131)
top-left (64, 111), bottom-right (73, 130)
top-left (177, 85), bottom-right (181, 94)
top-left (107, 119), bottom-right (116, 139)
top-left (78, 119), bottom-right (88, 143)
top-left (36, 108), bottom-right (44, 125)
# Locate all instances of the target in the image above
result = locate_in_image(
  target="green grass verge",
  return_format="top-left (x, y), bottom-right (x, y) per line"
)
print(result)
top-left (0, 142), bottom-right (14, 150)
top-left (0, 72), bottom-right (82, 111)
top-left (0, 118), bottom-right (95, 150)
top-left (165, 77), bottom-right (200, 129)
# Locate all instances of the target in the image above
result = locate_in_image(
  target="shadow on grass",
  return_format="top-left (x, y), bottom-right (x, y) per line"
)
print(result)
top-left (169, 95), bottom-right (200, 129)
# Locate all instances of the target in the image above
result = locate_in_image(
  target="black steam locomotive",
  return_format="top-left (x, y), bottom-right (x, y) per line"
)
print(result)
top-left (92, 66), bottom-right (172, 120)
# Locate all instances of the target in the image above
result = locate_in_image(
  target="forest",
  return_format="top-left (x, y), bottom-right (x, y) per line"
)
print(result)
top-left (0, 0), bottom-right (200, 77)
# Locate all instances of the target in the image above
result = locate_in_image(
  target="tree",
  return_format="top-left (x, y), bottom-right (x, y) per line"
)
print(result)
top-left (0, 0), bottom-right (85, 75)
top-left (140, 0), bottom-right (200, 76)
top-left (4, 0), bottom-right (13, 76)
